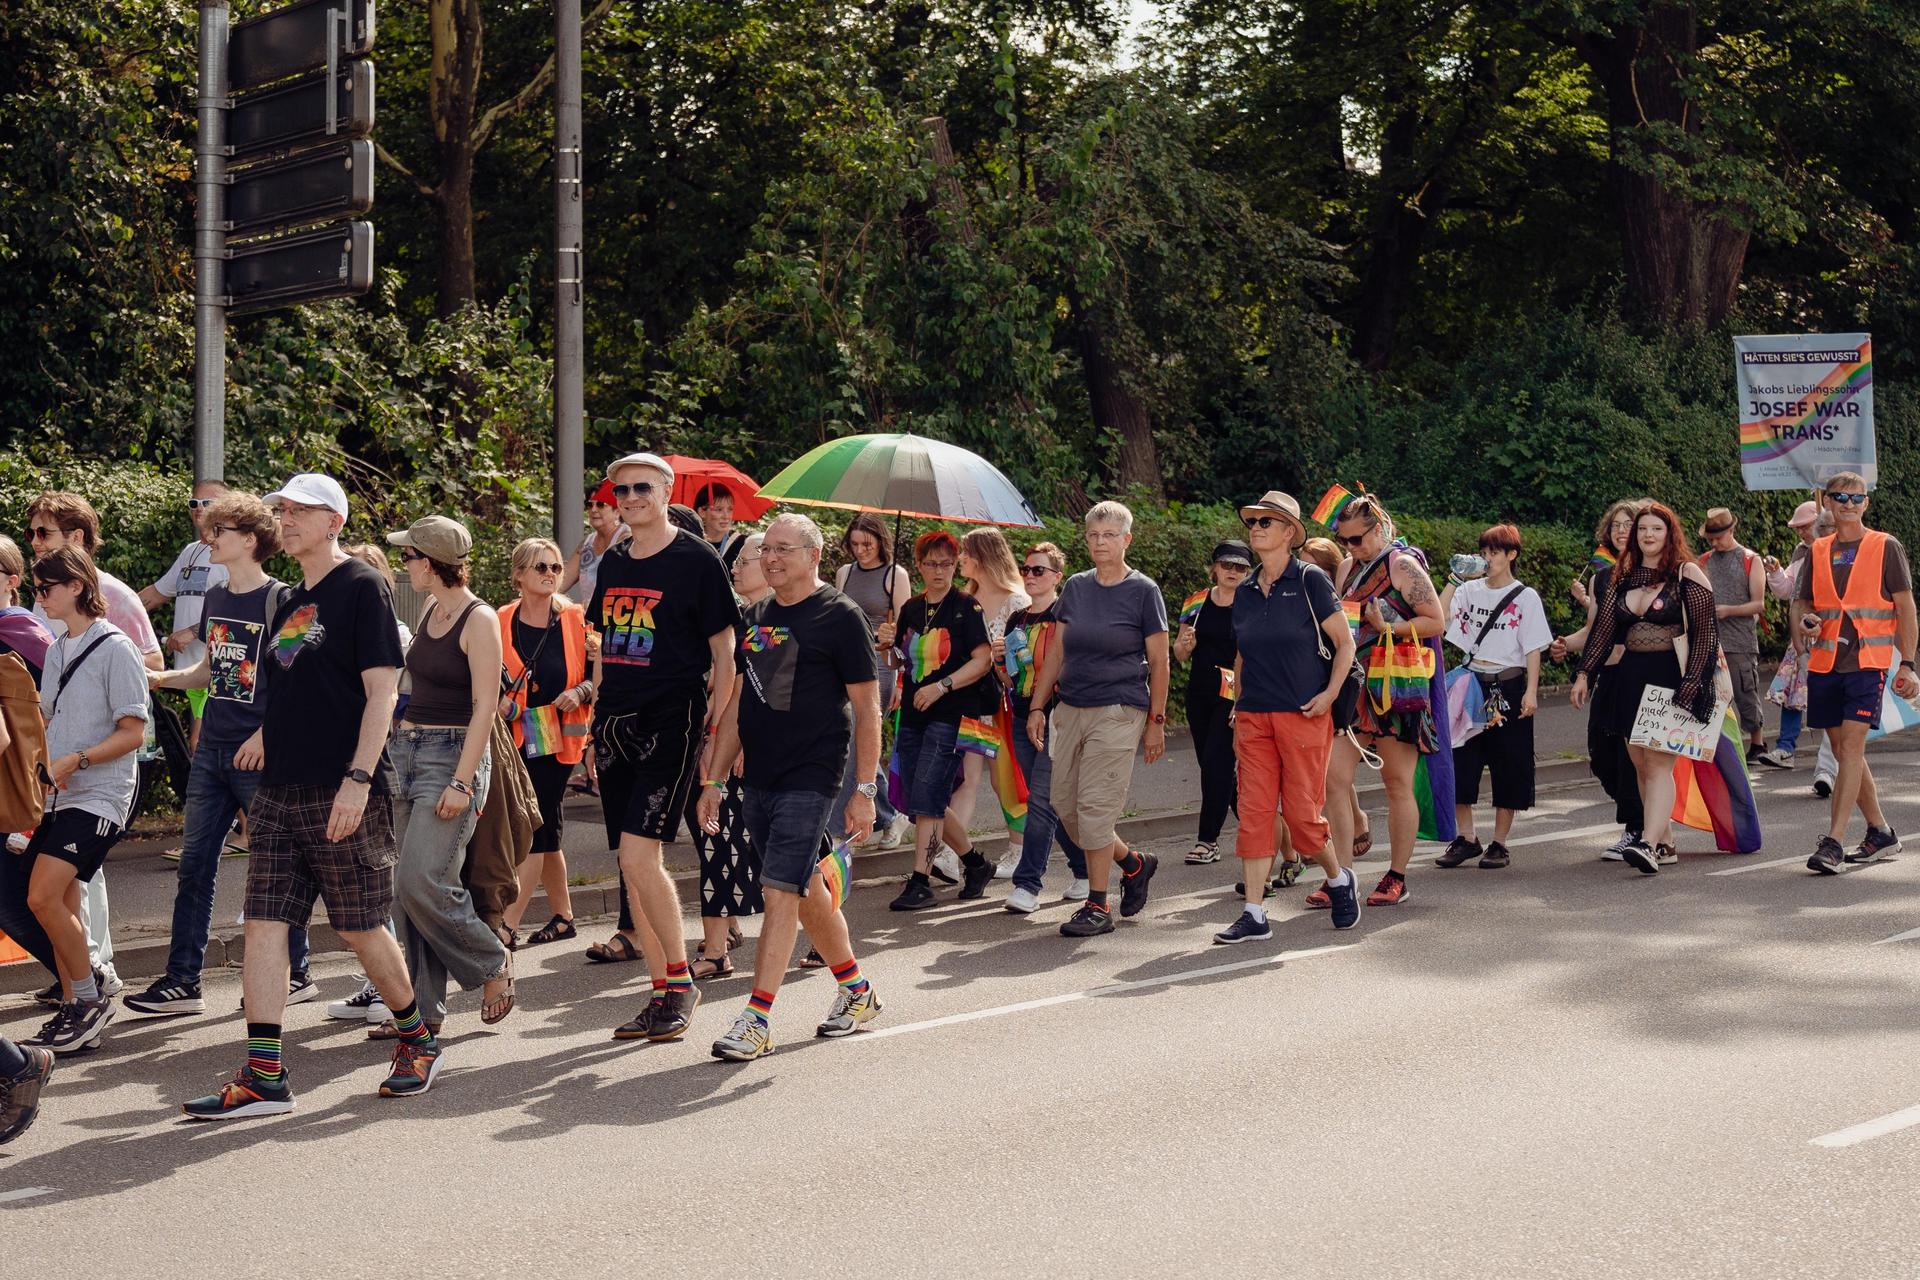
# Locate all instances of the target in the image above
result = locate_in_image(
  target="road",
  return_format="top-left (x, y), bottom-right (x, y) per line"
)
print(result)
top-left (4, 744), bottom-right (1920, 1278)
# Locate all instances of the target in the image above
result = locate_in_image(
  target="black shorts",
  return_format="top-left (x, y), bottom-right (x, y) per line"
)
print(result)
top-left (595, 692), bottom-right (707, 845)
top-left (1807, 669), bottom-right (1886, 731)
top-left (244, 782), bottom-right (398, 933)
top-left (1453, 673), bottom-right (1536, 811)
top-left (27, 808), bottom-right (125, 883)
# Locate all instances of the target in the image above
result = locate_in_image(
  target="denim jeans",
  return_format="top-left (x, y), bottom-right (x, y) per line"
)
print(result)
top-left (1009, 709), bottom-right (1087, 893)
top-left (1777, 707), bottom-right (1803, 755)
top-left (832, 680), bottom-right (899, 840)
top-left (390, 726), bottom-right (503, 1024)
top-left (168, 742), bottom-right (310, 985)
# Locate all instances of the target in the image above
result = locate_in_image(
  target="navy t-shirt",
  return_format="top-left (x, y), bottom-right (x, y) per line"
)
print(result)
top-left (1233, 558), bottom-right (1342, 713)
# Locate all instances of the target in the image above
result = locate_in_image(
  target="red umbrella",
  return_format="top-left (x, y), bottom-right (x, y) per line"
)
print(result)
top-left (659, 456), bottom-right (777, 522)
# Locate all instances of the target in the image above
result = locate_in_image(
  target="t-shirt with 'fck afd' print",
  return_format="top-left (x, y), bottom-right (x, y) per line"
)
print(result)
top-left (587, 529), bottom-right (740, 714)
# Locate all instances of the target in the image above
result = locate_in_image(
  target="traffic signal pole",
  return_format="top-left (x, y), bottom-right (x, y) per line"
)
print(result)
top-left (553, 0), bottom-right (585, 546)
top-left (194, 0), bottom-right (231, 486)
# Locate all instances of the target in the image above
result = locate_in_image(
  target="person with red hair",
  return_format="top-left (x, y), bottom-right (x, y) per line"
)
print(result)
top-left (1571, 501), bottom-right (1722, 874)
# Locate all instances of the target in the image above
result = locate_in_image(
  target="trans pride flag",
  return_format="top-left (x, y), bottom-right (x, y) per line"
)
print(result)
top-left (1668, 706), bottom-right (1763, 853)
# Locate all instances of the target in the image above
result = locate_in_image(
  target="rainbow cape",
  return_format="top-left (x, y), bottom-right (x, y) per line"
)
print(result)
top-left (817, 839), bottom-right (854, 910)
top-left (1668, 706), bottom-right (1763, 853)
top-left (518, 703), bottom-right (566, 759)
top-left (957, 716), bottom-right (1000, 758)
top-left (1410, 633), bottom-right (1458, 843)
top-left (1589, 546), bottom-right (1617, 572)
top-left (904, 629), bottom-right (950, 682)
top-left (1178, 589), bottom-right (1208, 626)
top-left (1312, 485), bottom-right (1356, 526)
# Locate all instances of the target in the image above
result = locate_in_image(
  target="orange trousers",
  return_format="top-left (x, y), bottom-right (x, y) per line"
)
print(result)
top-left (1232, 710), bottom-right (1333, 860)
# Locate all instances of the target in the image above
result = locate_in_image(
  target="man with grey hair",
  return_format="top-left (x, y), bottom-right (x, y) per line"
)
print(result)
top-left (1025, 500), bottom-right (1171, 937)
top-left (699, 512), bottom-right (885, 1059)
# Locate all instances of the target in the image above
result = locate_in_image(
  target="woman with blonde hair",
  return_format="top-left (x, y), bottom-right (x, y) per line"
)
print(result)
top-left (956, 527), bottom-right (1030, 878)
top-left (498, 537), bottom-right (591, 947)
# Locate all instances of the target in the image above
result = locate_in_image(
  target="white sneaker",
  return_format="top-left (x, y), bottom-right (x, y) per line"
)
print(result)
top-left (932, 845), bottom-right (962, 883)
top-left (325, 981), bottom-right (389, 1024)
top-left (98, 968), bottom-right (123, 999)
top-left (880, 814), bottom-right (912, 849)
top-left (994, 850), bottom-right (1018, 880)
top-left (1004, 887), bottom-right (1040, 914)
top-left (1064, 878), bottom-right (1090, 901)
top-left (1756, 748), bottom-right (1794, 770)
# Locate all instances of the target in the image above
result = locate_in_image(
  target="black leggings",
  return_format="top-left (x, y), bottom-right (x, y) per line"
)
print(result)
top-left (1187, 688), bottom-right (1238, 845)
top-left (523, 753), bottom-right (572, 855)
top-left (1586, 673), bottom-right (1644, 833)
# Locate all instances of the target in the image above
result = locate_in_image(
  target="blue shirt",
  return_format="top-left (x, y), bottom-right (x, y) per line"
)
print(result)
top-left (1233, 558), bottom-right (1341, 713)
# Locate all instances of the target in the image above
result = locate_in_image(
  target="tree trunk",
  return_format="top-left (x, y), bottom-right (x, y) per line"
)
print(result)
top-left (1349, 91), bottom-right (1437, 372)
top-left (1076, 313), bottom-right (1161, 500)
top-left (1581, 5), bottom-right (1750, 328)
top-left (429, 0), bottom-right (483, 316)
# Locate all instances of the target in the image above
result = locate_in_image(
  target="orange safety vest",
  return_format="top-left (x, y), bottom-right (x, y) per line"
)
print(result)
top-left (1808, 530), bottom-right (1898, 673)
top-left (499, 599), bottom-right (591, 764)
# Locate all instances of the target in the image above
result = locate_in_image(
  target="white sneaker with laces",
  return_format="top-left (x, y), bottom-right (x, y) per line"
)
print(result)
top-left (932, 846), bottom-right (962, 883)
top-left (1756, 748), bottom-right (1795, 770)
top-left (994, 850), bottom-right (1019, 880)
top-left (880, 814), bottom-right (912, 849)
top-left (711, 1013), bottom-right (774, 1062)
top-left (1065, 878), bottom-right (1090, 901)
top-left (325, 981), bottom-right (390, 1024)
top-left (1004, 887), bottom-right (1040, 914)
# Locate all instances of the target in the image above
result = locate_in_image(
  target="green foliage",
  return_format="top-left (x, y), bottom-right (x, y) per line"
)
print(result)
top-left (0, 456), bottom-right (195, 593)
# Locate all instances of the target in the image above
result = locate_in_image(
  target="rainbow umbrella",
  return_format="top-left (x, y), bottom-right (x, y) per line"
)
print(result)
top-left (756, 433), bottom-right (1043, 529)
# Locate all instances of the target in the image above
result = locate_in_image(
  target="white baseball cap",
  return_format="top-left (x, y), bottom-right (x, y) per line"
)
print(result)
top-left (604, 452), bottom-right (674, 484)
top-left (265, 472), bottom-right (350, 518)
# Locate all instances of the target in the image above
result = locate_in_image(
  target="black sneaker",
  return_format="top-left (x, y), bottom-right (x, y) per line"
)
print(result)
top-left (286, 971), bottom-right (319, 1005)
top-left (182, 1067), bottom-right (294, 1121)
top-left (40, 997), bottom-right (114, 1055)
top-left (1846, 826), bottom-right (1902, 865)
top-left (0, 1044), bottom-right (54, 1144)
top-left (1478, 841), bottom-right (1511, 870)
top-left (31, 981), bottom-right (59, 1008)
top-left (1212, 910), bottom-right (1273, 946)
top-left (124, 979), bottom-right (206, 1017)
top-left (889, 876), bottom-right (938, 911)
top-left (1813, 779), bottom-right (1832, 799)
top-left (1060, 903), bottom-right (1114, 937)
top-left (1621, 840), bottom-right (1661, 875)
top-left (1436, 837), bottom-right (1482, 868)
top-left (957, 855), bottom-right (997, 901)
top-left (1119, 852), bottom-right (1158, 918)
top-left (613, 995), bottom-right (667, 1041)
top-left (1327, 872), bottom-right (1361, 930)
top-left (644, 986), bottom-right (701, 1042)
top-left (1233, 878), bottom-right (1278, 898)
top-left (1807, 835), bottom-right (1845, 875)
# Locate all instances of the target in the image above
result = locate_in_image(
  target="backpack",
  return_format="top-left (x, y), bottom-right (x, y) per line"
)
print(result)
top-left (0, 650), bottom-right (48, 833)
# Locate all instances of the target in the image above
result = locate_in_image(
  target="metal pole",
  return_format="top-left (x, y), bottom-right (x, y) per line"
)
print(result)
top-left (553, 0), bottom-right (585, 545)
top-left (193, 0), bottom-right (230, 485)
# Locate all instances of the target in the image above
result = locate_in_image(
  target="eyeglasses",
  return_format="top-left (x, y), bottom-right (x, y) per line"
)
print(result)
top-left (1610, 517), bottom-right (1634, 528)
top-left (277, 502), bottom-right (330, 518)
top-left (1243, 515), bottom-right (1284, 530)
top-left (1337, 534), bottom-right (1370, 548)
top-left (398, 548), bottom-right (427, 563)
top-left (187, 498), bottom-right (215, 511)
top-left (527, 561), bottom-right (562, 575)
top-left (1020, 564), bottom-right (1054, 576)
top-left (1826, 491), bottom-right (1869, 506)
top-left (209, 523), bottom-right (240, 538)
top-left (919, 559), bottom-right (956, 570)
top-left (759, 542), bottom-right (807, 559)
top-left (1086, 530), bottom-right (1126, 543)
top-left (28, 526), bottom-right (59, 541)
top-left (611, 482), bottom-right (658, 500)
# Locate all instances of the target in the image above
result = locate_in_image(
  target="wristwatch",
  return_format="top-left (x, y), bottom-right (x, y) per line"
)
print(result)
top-left (1149, 712), bottom-right (1167, 725)
top-left (343, 767), bottom-right (374, 785)
top-left (77, 749), bottom-right (91, 771)
top-left (939, 676), bottom-right (954, 692)
top-left (856, 782), bottom-right (879, 800)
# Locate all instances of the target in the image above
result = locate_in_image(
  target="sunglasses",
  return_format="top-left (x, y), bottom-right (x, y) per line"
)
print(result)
top-left (1337, 534), bottom-right (1370, 548)
top-left (1020, 564), bottom-right (1054, 576)
top-left (526, 561), bottom-right (562, 575)
top-left (188, 498), bottom-right (216, 511)
top-left (31, 580), bottom-right (63, 598)
top-left (398, 548), bottom-right (427, 563)
top-left (1243, 515), bottom-right (1285, 530)
top-left (611, 482), bottom-right (658, 499)
top-left (1826, 491), bottom-right (1868, 506)
top-left (28, 526), bottom-right (59, 541)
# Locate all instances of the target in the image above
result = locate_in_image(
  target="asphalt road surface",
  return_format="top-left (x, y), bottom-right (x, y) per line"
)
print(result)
top-left (5, 753), bottom-right (1920, 1279)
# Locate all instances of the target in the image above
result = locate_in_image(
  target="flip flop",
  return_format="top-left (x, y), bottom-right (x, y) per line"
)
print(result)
top-left (481, 958), bottom-right (516, 1025)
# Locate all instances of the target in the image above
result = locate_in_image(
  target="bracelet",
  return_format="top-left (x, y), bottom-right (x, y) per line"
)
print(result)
top-left (448, 778), bottom-right (474, 796)
top-left (701, 779), bottom-right (725, 789)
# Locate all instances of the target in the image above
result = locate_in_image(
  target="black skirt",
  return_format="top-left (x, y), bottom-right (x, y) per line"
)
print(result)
top-left (1592, 647), bottom-right (1684, 740)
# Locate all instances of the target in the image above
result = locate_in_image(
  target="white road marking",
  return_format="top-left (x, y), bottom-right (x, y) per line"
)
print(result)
top-left (1811, 1103), bottom-right (1920, 1148)
top-left (1707, 854), bottom-right (1812, 877)
top-left (855, 943), bottom-right (1355, 1041)
top-left (0, 1187), bottom-right (54, 1205)
top-left (1873, 926), bottom-right (1920, 946)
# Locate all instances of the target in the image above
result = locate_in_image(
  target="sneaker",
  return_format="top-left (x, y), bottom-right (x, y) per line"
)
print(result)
top-left (1602, 830), bottom-right (1640, 862)
top-left (1064, 877), bottom-right (1090, 901)
top-left (1478, 841), bottom-right (1511, 870)
top-left (994, 850), bottom-right (1019, 880)
top-left (38, 998), bottom-right (114, 1055)
top-left (879, 813), bottom-right (913, 849)
top-left (1213, 910), bottom-right (1273, 946)
top-left (1813, 779), bottom-right (1832, 799)
top-left (1060, 902), bottom-right (1114, 937)
top-left (1274, 860), bottom-right (1304, 888)
top-left (817, 984), bottom-right (883, 1038)
top-left (325, 982), bottom-right (390, 1023)
top-left (379, 1038), bottom-right (445, 1097)
top-left (1304, 885), bottom-right (1332, 909)
top-left (1118, 852), bottom-right (1158, 918)
top-left (958, 856), bottom-right (997, 901)
top-left (285, 972), bottom-right (318, 1005)
top-left (1807, 835), bottom-right (1846, 875)
top-left (711, 1013), bottom-right (775, 1061)
top-left (889, 877), bottom-right (938, 911)
top-left (1846, 826), bottom-right (1902, 865)
top-left (1004, 887), bottom-right (1040, 914)
top-left (930, 843), bottom-right (961, 885)
top-left (1366, 872), bottom-right (1410, 906)
top-left (123, 979), bottom-right (205, 1017)
top-left (1233, 878), bottom-right (1278, 899)
top-left (31, 980), bottom-right (59, 1008)
top-left (1186, 841), bottom-right (1220, 865)
top-left (1756, 748), bottom-right (1795, 770)
top-left (0, 1044), bottom-right (55, 1144)
top-left (182, 1067), bottom-right (294, 1121)
top-left (1622, 840), bottom-right (1660, 875)
top-left (643, 986), bottom-right (701, 1042)
top-left (1436, 837), bottom-right (1482, 869)
top-left (98, 969), bottom-right (122, 999)
top-left (1655, 843), bottom-right (1679, 866)
top-left (613, 996), bottom-right (667, 1041)
top-left (1327, 873), bottom-right (1361, 930)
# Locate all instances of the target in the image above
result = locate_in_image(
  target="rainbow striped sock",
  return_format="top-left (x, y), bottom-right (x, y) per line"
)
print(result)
top-left (746, 989), bottom-right (776, 1026)
top-left (651, 976), bottom-right (668, 997)
top-left (390, 1000), bottom-right (433, 1045)
top-left (830, 959), bottom-right (869, 997)
top-left (666, 961), bottom-right (693, 994)
top-left (245, 1022), bottom-right (283, 1083)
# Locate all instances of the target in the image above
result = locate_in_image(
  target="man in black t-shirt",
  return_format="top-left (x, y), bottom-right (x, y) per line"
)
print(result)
top-left (698, 514), bottom-right (883, 1059)
top-left (180, 473), bottom-right (433, 1121)
top-left (589, 453), bottom-right (740, 1045)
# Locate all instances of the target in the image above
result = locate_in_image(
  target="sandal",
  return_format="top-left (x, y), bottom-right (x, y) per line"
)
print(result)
top-left (689, 955), bottom-right (734, 981)
top-left (1353, 829), bottom-right (1374, 860)
top-left (567, 774), bottom-right (598, 796)
top-left (368, 1018), bottom-right (444, 1040)
top-left (481, 957), bottom-right (516, 1025)
top-left (585, 933), bottom-right (641, 964)
top-left (1185, 841), bottom-right (1220, 865)
top-left (694, 921), bottom-right (744, 959)
top-left (525, 915), bottom-right (577, 947)
top-left (798, 947), bottom-right (828, 970)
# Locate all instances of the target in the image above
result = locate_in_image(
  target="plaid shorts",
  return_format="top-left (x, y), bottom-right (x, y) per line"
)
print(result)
top-left (244, 782), bottom-right (398, 934)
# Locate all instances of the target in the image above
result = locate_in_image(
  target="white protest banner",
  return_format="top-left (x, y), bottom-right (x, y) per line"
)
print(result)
top-left (1629, 685), bottom-right (1728, 762)
top-left (1734, 333), bottom-right (1874, 490)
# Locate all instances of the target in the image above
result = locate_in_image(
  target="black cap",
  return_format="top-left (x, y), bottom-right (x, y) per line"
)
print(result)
top-left (1211, 539), bottom-right (1253, 568)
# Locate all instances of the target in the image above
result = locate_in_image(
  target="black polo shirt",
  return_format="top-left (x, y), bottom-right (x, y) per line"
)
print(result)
top-left (1232, 557), bottom-right (1341, 713)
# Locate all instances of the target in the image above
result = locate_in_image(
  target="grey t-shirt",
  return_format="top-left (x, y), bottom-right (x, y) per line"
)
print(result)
top-left (1055, 568), bottom-right (1168, 710)
top-left (1702, 545), bottom-right (1760, 655)
top-left (40, 619), bottom-right (150, 826)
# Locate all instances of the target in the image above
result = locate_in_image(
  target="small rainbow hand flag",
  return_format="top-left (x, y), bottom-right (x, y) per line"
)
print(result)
top-left (1589, 546), bottom-right (1617, 572)
top-left (817, 839), bottom-right (854, 910)
top-left (1178, 589), bottom-right (1208, 626)
top-left (905, 628), bottom-right (950, 682)
top-left (519, 703), bottom-right (565, 759)
top-left (1218, 667), bottom-right (1237, 701)
top-left (1312, 485), bottom-right (1356, 526)
top-left (957, 716), bottom-right (1000, 758)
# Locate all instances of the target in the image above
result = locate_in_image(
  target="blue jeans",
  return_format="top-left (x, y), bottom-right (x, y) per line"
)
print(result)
top-left (390, 727), bottom-right (502, 1024)
top-left (1777, 707), bottom-right (1803, 754)
top-left (894, 718), bottom-right (963, 818)
top-left (743, 788), bottom-right (835, 895)
top-left (1009, 709), bottom-right (1087, 893)
top-left (832, 683), bottom-right (899, 840)
top-left (169, 742), bottom-right (310, 985)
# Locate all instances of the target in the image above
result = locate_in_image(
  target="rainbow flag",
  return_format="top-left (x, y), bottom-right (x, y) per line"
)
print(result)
top-left (1589, 546), bottom-right (1617, 572)
top-left (817, 839), bottom-right (854, 910)
top-left (1312, 485), bottom-right (1356, 526)
top-left (1341, 600), bottom-right (1364, 635)
top-left (518, 703), bottom-right (566, 759)
top-left (1178, 589), bottom-right (1208, 626)
top-left (904, 628), bottom-right (950, 682)
top-left (1410, 634), bottom-right (1458, 843)
top-left (957, 716), bottom-right (999, 758)
top-left (985, 699), bottom-right (1028, 835)
top-left (1669, 706), bottom-right (1763, 853)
